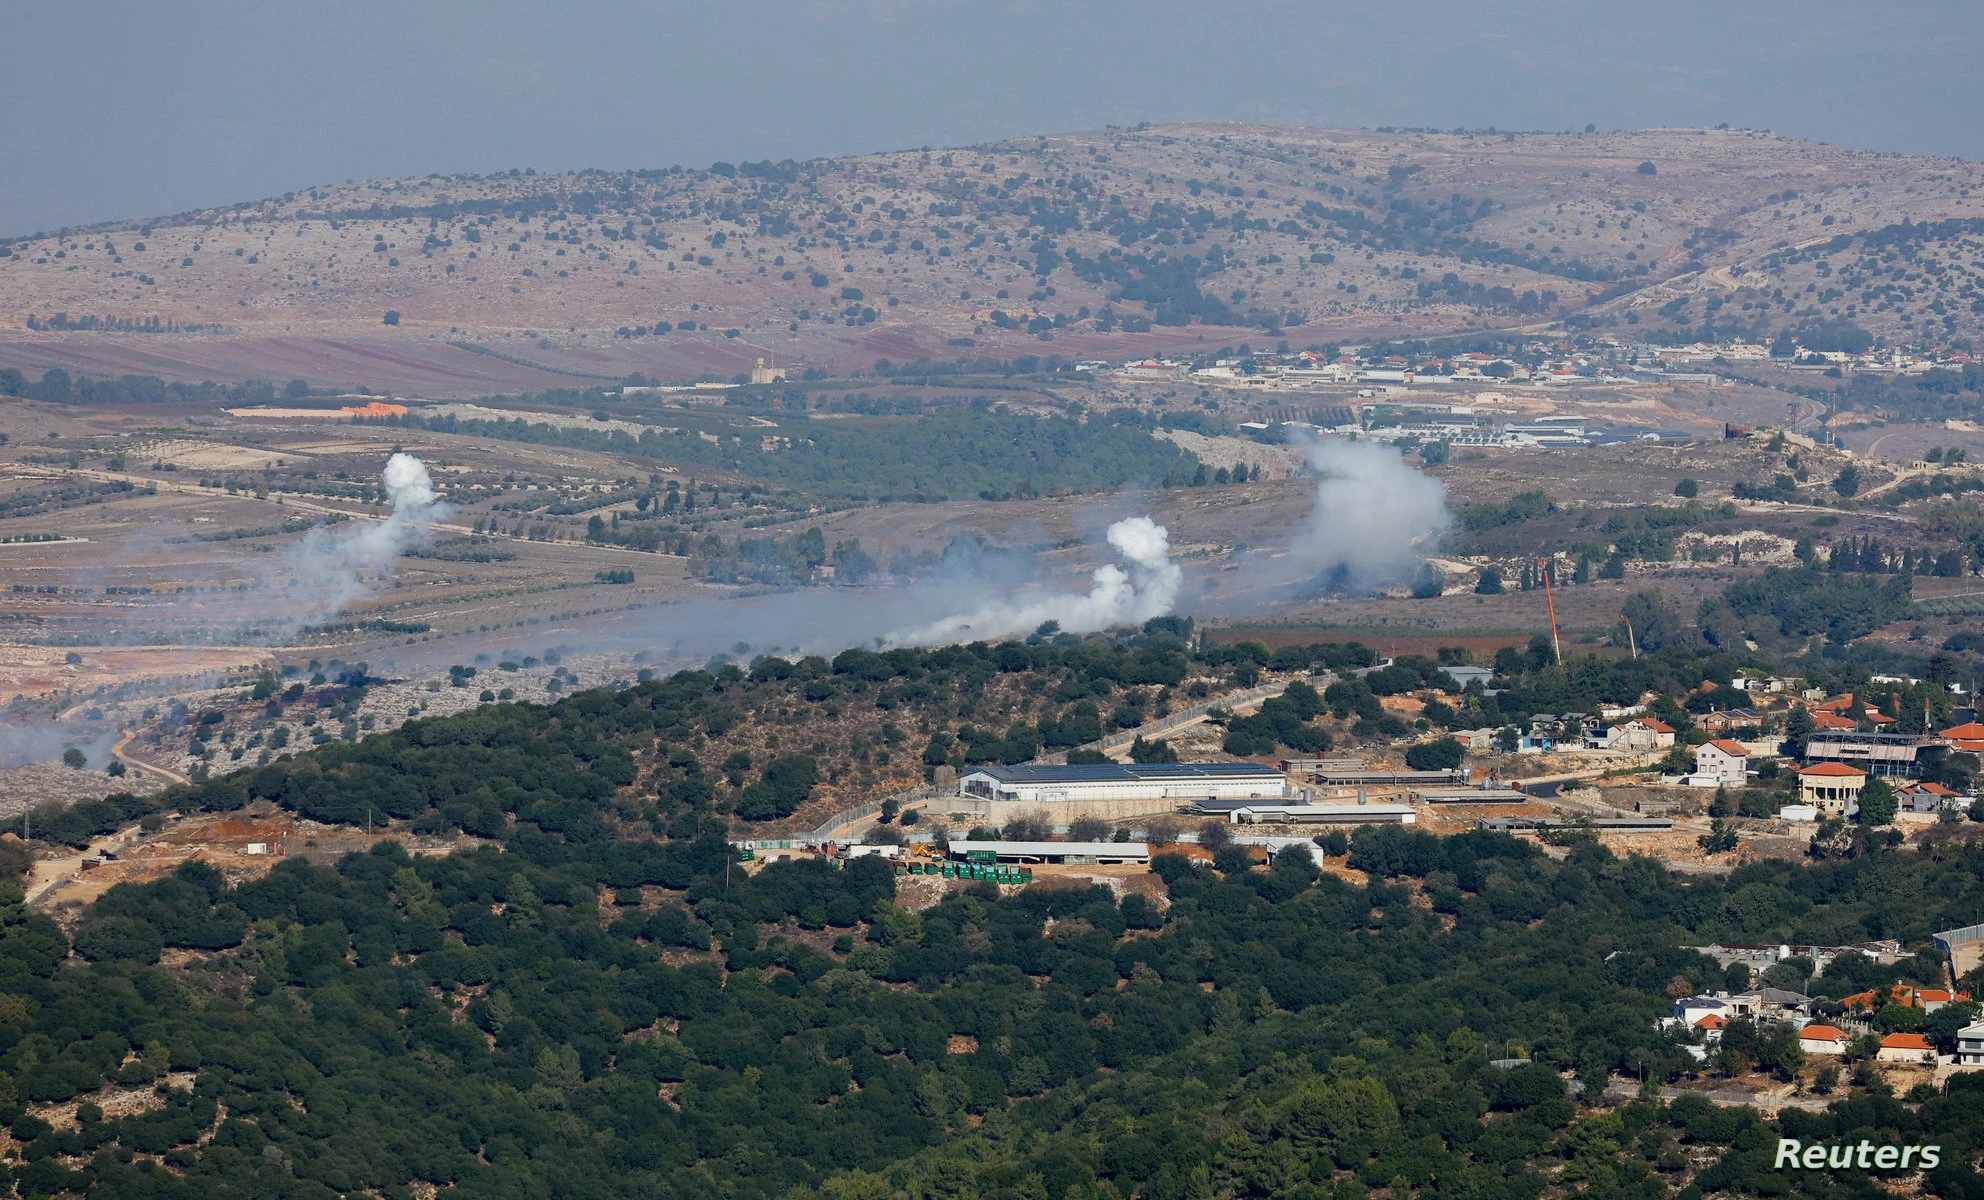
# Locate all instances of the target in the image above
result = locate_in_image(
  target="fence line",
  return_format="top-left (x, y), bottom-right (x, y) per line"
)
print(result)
top-left (801, 675), bottom-right (1321, 842)
top-left (804, 786), bottom-right (941, 843)
top-left (1049, 678), bottom-right (1300, 760)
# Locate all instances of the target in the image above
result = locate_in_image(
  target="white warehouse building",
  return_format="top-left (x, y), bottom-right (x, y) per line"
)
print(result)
top-left (954, 762), bottom-right (1290, 824)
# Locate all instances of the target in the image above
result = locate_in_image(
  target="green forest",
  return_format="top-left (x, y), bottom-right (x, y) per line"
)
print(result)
top-left (0, 634), bottom-right (1979, 1197)
top-left (0, 801), bottom-right (1981, 1198)
top-left (393, 408), bottom-right (1200, 501)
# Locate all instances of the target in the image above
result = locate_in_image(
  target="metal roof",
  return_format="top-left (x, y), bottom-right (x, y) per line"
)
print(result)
top-left (964, 763), bottom-right (1284, 784)
top-left (947, 840), bottom-right (1150, 857)
top-left (1306, 769), bottom-right (1464, 784)
top-left (1231, 804), bottom-right (1415, 816)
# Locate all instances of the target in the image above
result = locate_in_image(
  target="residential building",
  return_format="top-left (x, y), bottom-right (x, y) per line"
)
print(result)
top-left (1876, 1032), bottom-right (1936, 1064)
top-left (1699, 709), bottom-right (1763, 734)
top-left (1796, 762), bottom-right (1866, 816)
top-left (1694, 740), bottom-right (1750, 788)
top-left (1797, 1025), bottom-right (1850, 1055)
top-left (1608, 718), bottom-right (1676, 751)
top-left (1841, 984), bottom-right (1972, 1014)
top-left (1956, 1020), bottom-right (1984, 1067)
top-left (1941, 721), bottom-right (1984, 753)
top-left (1898, 781), bottom-right (1970, 813)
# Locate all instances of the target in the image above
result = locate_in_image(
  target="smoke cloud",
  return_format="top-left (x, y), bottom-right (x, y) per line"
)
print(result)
top-left (1285, 436), bottom-right (1450, 592)
top-left (266, 453), bottom-right (450, 637)
top-left (887, 516), bottom-right (1183, 646)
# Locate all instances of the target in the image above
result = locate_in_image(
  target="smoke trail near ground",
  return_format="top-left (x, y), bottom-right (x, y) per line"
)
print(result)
top-left (1284, 436), bottom-right (1451, 592)
top-left (259, 453), bottom-right (451, 639)
top-left (0, 718), bottom-right (119, 770)
top-left (886, 516), bottom-right (1183, 646)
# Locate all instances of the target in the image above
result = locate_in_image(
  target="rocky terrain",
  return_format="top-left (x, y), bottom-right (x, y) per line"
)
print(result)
top-left (5, 124), bottom-right (1984, 394)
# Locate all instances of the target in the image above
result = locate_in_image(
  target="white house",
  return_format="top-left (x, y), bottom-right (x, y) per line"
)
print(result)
top-left (1956, 1020), bottom-right (1984, 1067)
top-left (1693, 740), bottom-right (1750, 788)
top-left (1797, 1025), bottom-right (1850, 1055)
top-left (1876, 1033), bottom-right (1936, 1065)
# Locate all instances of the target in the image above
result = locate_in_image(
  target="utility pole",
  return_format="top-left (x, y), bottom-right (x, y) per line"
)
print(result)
top-left (1623, 616), bottom-right (1639, 660)
top-left (1540, 558), bottom-right (1563, 667)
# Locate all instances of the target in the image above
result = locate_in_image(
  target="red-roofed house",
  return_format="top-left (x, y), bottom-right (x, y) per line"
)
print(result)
top-left (1797, 1025), bottom-right (1850, 1055)
top-left (1940, 722), bottom-right (1984, 753)
top-left (1841, 984), bottom-right (1972, 1013)
top-left (1695, 740), bottom-right (1751, 788)
top-left (1876, 1032), bottom-right (1936, 1064)
top-left (1610, 718), bottom-right (1676, 751)
top-left (1898, 781), bottom-right (1970, 814)
top-left (1797, 762), bottom-right (1866, 816)
top-left (1810, 712), bottom-right (1860, 732)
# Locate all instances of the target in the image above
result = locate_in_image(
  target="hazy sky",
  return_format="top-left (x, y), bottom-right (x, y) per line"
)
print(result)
top-left (2, 0), bottom-right (1978, 235)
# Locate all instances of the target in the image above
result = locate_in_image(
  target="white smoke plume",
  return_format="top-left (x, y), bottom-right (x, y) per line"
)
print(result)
top-left (1285, 436), bottom-right (1450, 592)
top-left (888, 516), bottom-right (1183, 646)
top-left (261, 452), bottom-right (451, 638)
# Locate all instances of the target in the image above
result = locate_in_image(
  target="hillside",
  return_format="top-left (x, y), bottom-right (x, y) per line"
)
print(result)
top-left (4, 125), bottom-right (1984, 394)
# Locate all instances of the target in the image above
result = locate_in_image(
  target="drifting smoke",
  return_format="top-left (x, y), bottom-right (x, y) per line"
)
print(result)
top-left (1285, 437), bottom-right (1451, 592)
top-left (888, 516), bottom-right (1183, 645)
top-left (0, 719), bottom-right (119, 771)
top-left (266, 453), bottom-right (449, 636)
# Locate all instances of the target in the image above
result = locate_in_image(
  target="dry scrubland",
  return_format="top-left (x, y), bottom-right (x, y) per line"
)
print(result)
top-left (3, 125), bottom-right (1984, 391)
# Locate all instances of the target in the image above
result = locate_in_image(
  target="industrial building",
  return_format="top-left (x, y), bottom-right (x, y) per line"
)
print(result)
top-left (1802, 731), bottom-right (1944, 777)
top-left (1220, 803), bottom-right (1417, 826)
top-left (1475, 816), bottom-right (1674, 832)
top-left (1282, 763), bottom-right (1467, 786)
top-left (953, 762), bottom-right (1288, 824)
top-left (1412, 787), bottom-right (1529, 803)
top-left (945, 840), bottom-right (1151, 865)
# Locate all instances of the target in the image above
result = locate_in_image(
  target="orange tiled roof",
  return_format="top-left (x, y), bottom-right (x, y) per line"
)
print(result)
top-left (1704, 739), bottom-right (1750, 756)
top-left (1843, 984), bottom-right (1970, 1010)
top-left (1695, 1014), bottom-right (1728, 1029)
top-left (1799, 1025), bottom-right (1847, 1042)
top-left (1880, 1033), bottom-right (1933, 1051)
top-left (1797, 762), bottom-right (1867, 778)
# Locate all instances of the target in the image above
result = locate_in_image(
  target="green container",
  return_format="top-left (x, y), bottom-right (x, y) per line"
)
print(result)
top-left (907, 863), bottom-right (923, 875)
top-left (941, 865), bottom-right (954, 878)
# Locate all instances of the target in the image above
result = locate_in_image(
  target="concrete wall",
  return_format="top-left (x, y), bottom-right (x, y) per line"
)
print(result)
top-left (937, 794), bottom-right (1197, 828)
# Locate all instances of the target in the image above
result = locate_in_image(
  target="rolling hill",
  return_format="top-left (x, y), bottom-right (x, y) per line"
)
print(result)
top-left (4, 124), bottom-right (1984, 394)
